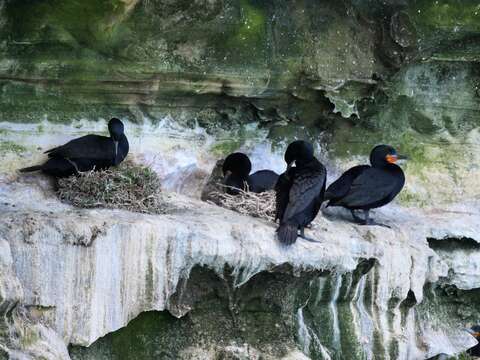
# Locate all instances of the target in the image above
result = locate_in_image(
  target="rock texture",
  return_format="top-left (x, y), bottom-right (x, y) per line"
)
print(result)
top-left (0, 0), bottom-right (479, 359)
top-left (0, 173), bottom-right (479, 359)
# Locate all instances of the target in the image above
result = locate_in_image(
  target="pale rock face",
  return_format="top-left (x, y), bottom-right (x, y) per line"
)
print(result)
top-left (1, 168), bottom-right (480, 359)
top-left (0, 121), bottom-right (479, 359)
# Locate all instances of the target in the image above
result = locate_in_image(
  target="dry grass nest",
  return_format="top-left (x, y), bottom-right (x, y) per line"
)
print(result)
top-left (207, 184), bottom-right (276, 222)
top-left (57, 161), bottom-right (165, 214)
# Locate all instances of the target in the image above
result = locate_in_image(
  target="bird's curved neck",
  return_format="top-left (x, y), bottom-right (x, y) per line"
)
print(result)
top-left (113, 134), bottom-right (128, 165)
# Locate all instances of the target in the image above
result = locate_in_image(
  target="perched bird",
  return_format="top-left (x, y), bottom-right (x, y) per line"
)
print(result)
top-left (467, 325), bottom-right (480, 357)
top-left (19, 118), bottom-right (129, 177)
top-left (222, 152), bottom-right (279, 195)
top-left (325, 144), bottom-right (407, 226)
top-left (275, 140), bottom-right (326, 245)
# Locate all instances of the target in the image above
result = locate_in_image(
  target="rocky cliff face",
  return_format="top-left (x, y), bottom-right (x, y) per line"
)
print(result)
top-left (0, 0), bottom-right (480, 359)
top-left (0, 166), bottom-right (479, 359)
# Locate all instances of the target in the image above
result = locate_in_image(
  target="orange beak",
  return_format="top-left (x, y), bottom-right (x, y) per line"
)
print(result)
top-left (474, 332), bottom-right (480, 338)
top-left (386, 154), bottom-right (398, 164)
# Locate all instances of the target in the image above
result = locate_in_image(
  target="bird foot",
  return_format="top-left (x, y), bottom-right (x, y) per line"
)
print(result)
top-left (362, 220), bottom-right (391, 229)
top-left (351, 212), bottom-right (367, 225)
top-left (298, 232), bottom-right (321, 243)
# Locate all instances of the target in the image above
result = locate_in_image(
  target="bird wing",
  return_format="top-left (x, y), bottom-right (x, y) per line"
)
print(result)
top-left (45, 134), bottom-right (114, 160)
top-left (325, 165), bottom-right (370, 201)
top-left (248, 170), bottom-right (279, 193)
top-left (282, 165), bottom-right (326, 222)
top-left (335, 167), bottom-right (397, 208)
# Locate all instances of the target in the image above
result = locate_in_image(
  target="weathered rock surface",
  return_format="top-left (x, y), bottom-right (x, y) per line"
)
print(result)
top-left (0, 172), bottom-right (479, 359)
top-left (0, 0), bottom-right (479, 359)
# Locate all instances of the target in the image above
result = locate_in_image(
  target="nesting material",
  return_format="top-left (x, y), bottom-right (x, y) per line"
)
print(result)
top-left (201, 159), bottom-right (276, 221)
top-left (208, 185), bottom-right (277, 222)
top-left (57, 161), bottom-right (164, 214)
top-left (201, 159), bottom-right (225, 204)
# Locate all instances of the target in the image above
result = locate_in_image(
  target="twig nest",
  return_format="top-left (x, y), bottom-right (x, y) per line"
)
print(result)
top-left (201, 160), bottom-right (276, 222)
top-left (57, 161), bottom-right (165, 214)
top-left (209, 186), bottom-right (276, 222)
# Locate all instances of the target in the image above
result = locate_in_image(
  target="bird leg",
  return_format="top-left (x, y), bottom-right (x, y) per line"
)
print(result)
top-left (361, 210), bottom-right (391, 229)
top-left (298, 227), bottom-right (321, 243)
top-left (350, 210), bottom-right (366, 224)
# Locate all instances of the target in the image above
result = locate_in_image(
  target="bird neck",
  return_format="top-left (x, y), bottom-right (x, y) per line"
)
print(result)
top-left (296, 156), bottom-right (317, 168)
top-left (231, 172), bottom-right (249, 182)
top-left (372, 162), bottom-right (394, 170)
top-left (113, 134), bottom-right (128, 165)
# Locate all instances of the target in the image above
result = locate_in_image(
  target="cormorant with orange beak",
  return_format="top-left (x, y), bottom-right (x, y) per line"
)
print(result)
top-left (467, 325), bottom-right (480, 357)
top-left (325, 145), bottom-right (407, 226)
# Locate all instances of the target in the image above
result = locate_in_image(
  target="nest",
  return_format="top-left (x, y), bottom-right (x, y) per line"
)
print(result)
top-left (207, 185), bottom-right (276, 222)
top-left (201, 160), bottom-right (276, 221)
top-left (57, 161), bottom-right (165, 214)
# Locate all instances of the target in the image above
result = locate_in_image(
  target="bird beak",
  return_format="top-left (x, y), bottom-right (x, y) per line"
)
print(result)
top-left (386, 154), bottom-right (408, 164)
top-left (287, 160), bottom-right (296, 171)
top-left (463, 328), bottom-right (480, 337)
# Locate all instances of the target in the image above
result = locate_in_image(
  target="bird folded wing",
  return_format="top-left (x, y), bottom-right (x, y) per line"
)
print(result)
top-left (275, 172), bottom-right (291, 221)
top-left (282, 169), bottom-right (325, 222)
top-left (325, 165), bottom-right (370, 200)
top-left (45, 135), bottom-right (114, 160)
top-left (337, 168), bottom-right (395, 208)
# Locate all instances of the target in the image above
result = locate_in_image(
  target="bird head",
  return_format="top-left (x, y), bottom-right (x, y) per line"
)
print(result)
top-left (284, 140), bottom-right (314, 169)
top-left (467, 325), bottom-right (480, 338)
top-left (108, 118), bottom-right (125, 141)
top-left (222, 152), bottom-right (252, 179)
top-left (370, 144), bottom-right (408, 168)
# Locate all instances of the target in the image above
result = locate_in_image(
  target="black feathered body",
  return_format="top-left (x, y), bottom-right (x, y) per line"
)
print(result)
top-left (327, 164), bottom-right (405, 210)
top-left (468, 342), bottom-right (480, 357)
top-left (224, 174), bottom-right (247, 195)
top-left (46, 133), bottom-right (129, 166)
top-left (248, 170), bottom-right (279, 193)
top-left (275, 158), bottom-right (326, 244)
top-left (19, 130), bottom-right (129, 177)
top-left (224, 169), bottom-right (278, 194)
top-left (325, 165), bottom-right (369, 203)
top-left (19, 157), bottom-right (102, 178)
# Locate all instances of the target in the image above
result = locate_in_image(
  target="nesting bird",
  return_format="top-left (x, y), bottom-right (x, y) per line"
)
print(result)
top-left (275, 140), bottom-right (327, 245)
top-left (325, 144), bottom-right (407, 226)
top-left (19, 118), bottom-right (129, 178)
top-left (222, 152), bottom-right (279, 194)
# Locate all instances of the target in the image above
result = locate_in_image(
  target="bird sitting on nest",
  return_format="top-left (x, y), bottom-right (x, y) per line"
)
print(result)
top-left (19, 118), bottom-right (129, 178)
top-left (222, 152), bottom-right (279, 195)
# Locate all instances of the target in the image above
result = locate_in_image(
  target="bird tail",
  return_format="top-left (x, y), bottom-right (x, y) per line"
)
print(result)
top-left (18, 165), bottom-right (42, 173)
top-left (277, 224), bottom-right (298, 245)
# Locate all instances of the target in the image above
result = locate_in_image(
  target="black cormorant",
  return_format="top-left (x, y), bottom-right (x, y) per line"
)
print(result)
top-left (275, 140), bottom-right (327, 245)
top-left (222, 152), bottom-right (279, 195)
top-left (467, 325), bottom-right (480, 357)
top-left (19, 118), bottom-right (129, 177)
top-left (325, 144), bottom-right (407, 226)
